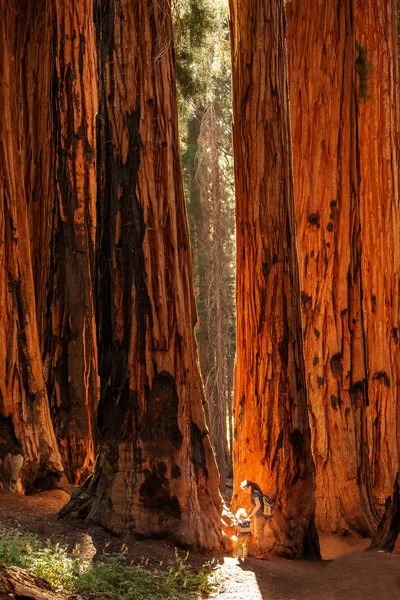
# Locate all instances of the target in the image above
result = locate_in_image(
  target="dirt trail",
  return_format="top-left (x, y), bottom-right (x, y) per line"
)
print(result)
top-left (1, 489), bottom-right (400, 600)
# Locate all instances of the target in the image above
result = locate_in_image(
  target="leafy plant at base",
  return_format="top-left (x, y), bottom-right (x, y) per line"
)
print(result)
top-left (0, 524), bottom-right (221, 599)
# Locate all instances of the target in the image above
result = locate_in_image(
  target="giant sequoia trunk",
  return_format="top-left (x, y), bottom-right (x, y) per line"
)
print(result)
top-left (286, 0), bottom-right (378, 535)
top-left (0, 2), bottom-right (63, 491)
top-left (229, 0), bottom-right (319, 558)
top-left (354, 0), bottom-right (400, 512)
top-left (4, 0), bottom-right (99, 485)
top-left (40, 0), bottom-right (99, 483)
top-left (60, 0), bottom-right (224, 550)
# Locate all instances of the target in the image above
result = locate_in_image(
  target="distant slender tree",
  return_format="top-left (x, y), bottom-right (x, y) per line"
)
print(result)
top-left (286, 0), bottom-right (378, 535)
top-left (197, 102), bottom-right (231, 493)
top-left (176, 2), bottom-right (236, 488)
top-left (354, 0), bottom-right (400, 512)
top-left (60, 0), bottom-right (223, 550)
top-left (229, 0), bottom-right (319, 557)
top-left (0, 1), bottom-right (63, 491)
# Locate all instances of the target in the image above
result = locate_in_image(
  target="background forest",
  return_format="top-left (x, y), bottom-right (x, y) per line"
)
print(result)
top-left (174, 0), bottom-right (236, 494)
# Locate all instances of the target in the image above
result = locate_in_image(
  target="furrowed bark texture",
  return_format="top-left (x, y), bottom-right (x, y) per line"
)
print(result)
top-left (22, 2), bottom-right (55, 343)
top-left (60, 0), bottom-right (224, 551)
top-left (354, 0), bottom-right (400, 511)
top-left (287, 0), bottom-right (378, 534)
top-left (0, 2), bottom-right (63, 491)
top-left (17, 0), bottom-right (99, 484)
top-left (41, 0), bottom-right (99, 483)
top-left (229, 0), bottom-right (320, 558)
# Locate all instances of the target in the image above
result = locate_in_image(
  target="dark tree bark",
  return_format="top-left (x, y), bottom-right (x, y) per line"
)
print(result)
top-left (0, 1), bottom-right (63, 491)
top-left (12, 0), bottom-right (99, 485)
top-left (40, 0), bottom-right (99, 483)
top-left (60, 0), bottom-right (224, 551)
top-left (229, 0), bottom-right (320, 558)
top-left (370, 474), bottom-right (400, 552)
top-left (286, 0), bottom-right (378, 535)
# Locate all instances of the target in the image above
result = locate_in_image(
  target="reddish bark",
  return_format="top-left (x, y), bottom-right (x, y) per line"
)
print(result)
top-left (0, 2), bottom-right (63, 491)
top-left (229, 0), bottom-right (319, 557)
top-left (286, 0), bottom-right (378, 534)
top-left (41, 0), bottom-right (99, 483)
top-left (354, 0), bottom-right (400, 511)
top-left (16, 0), bottom-right (99, 484)
top-left (60, 0), bottom-right (224, 551)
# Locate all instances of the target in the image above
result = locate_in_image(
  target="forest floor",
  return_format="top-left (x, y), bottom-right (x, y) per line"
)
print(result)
top-left (0, 487), bottom-right (400, 600)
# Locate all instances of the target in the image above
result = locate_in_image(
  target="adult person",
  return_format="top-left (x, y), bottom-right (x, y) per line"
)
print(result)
top-left (240, 479), bottom-right (268, 559)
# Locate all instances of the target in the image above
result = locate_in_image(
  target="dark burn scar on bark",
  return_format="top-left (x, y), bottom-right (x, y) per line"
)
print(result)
top-left (140, 462), bottom-right (181, 518)
top-left (372, 371), bottom-right (391, 388)
top-left (271, 429), bottom-right (284, 470)
top-left (278, 338), bottom-right (288, 367)
top-left (330, 395), bottom-right (339, 410)
top-left (171, 465), bottom-right (181, 479)
top-left (79, 34), bottom-right (86, 76)
top-left (350, 380), bottom-right (367, 407)
top-left (308, 213), bottom-right (320, 226)
top-left (191, 422), bottom-right (208, 477)
top-left (300, 291), bottom-right (312, 315)
top-left (330, 353), bottom-right (343, 377)
top-left (289, 429), bottom-right (304, 455)
top-left (0, 415), bottom-right (22, 457)
top-left (142, 371), bottom-right (183, 448)
top-left (262, 262), bottom-right (270, 279)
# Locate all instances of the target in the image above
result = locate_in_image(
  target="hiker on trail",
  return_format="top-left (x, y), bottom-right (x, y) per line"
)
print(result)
top-left (240, 479), bottom-right (269, 559)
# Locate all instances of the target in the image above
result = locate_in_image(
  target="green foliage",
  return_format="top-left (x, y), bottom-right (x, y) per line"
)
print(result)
top-left (0, 526), bottom-right (43, 568)
top-left (173, 0), bottom-right (230, 130)
top-left (0, 526), bottom-right (82, 590)
top-left (0, 524), bottom-right (221, 599)
top-left (174, 1), bottom-right (236, 471)
top-left (77, 551), bottom-right (220, 600)
top-left (356, 42), bottom-right (371, 100)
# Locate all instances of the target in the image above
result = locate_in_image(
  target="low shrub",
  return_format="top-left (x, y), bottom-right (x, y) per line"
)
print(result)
top-left (0, 524), bottom-right (221, 599)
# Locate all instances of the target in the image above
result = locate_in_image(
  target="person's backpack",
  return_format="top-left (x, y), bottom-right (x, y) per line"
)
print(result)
top-left (261, 494), bottom-right (275, 518)
top-left (237, 518), bottom-right (251, 533)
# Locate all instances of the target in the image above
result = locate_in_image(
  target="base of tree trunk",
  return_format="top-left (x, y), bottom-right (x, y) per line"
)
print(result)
top-left (370, 473), bottom-right (400, 552)
top-left (58, 468), bottom-right (227, 552)
top-left (58, 469), bottom-right (96, 521)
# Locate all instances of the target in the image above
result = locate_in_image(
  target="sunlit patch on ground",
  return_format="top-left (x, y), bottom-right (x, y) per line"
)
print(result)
top-left (209, 557), bottom-right (264, 600)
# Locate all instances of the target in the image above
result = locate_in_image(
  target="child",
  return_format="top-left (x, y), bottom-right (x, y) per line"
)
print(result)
top-left (235, 508), bottom-right (251, 559)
